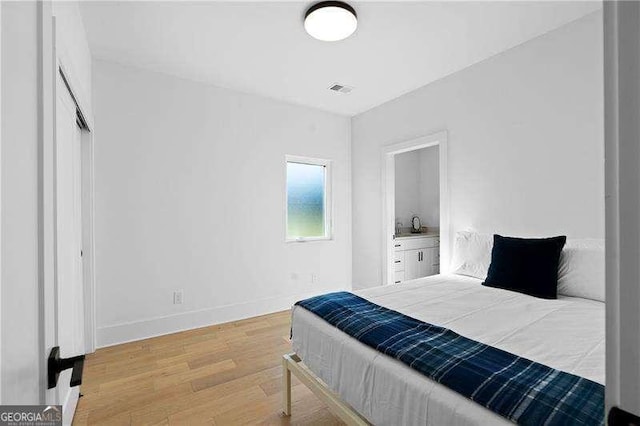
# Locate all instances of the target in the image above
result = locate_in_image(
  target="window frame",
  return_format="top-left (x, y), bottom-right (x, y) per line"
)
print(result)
top-left (285, 155), bottom-right (333, 243)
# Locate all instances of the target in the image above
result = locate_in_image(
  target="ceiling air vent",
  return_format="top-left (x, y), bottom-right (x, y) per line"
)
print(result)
top-left (329, 83), bottom-right (354, 94)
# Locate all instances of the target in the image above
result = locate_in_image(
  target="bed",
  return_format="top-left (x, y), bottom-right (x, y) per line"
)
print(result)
top-left (285, 273), bottom-right (605, 425)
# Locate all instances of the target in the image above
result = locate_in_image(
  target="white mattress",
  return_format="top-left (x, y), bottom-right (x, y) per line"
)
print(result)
top-left (291, 274), bottom-right (605, 426)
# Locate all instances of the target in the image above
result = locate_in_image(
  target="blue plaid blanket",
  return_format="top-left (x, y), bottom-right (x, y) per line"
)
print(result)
top-left (295, 291), bottom-right (604, 426)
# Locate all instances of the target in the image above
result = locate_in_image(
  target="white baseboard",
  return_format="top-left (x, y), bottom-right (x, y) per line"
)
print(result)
top-left (96, 287), bottom-right (347, 348)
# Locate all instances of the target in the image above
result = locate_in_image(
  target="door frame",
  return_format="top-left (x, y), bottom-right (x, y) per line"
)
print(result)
top-left (41, 2), bottom-right (58, 404)
top-left (603, 1), bottom-right (640, 418)
top-left (380, 131), bottom-right (449, 286)
top-left (0, 0), bottom-right (3, 405)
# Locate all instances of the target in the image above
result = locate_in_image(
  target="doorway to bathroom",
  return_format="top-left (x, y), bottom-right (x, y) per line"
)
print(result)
top-left (381, 131), bottom-right (449, 286)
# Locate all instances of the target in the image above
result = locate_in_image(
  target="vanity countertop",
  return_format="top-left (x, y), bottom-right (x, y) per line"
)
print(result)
top-left (395, 231), bottom-right (439, 239)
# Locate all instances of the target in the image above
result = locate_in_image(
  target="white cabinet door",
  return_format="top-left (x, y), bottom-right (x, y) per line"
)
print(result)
top-left (422, 247), bottom-right (439, 276)
top-left (418, 250), bottom-right (431, 277)
top-left (404, 249), bottom-right (422, 280)
top-left (407, 248), bottom-right (439, 279)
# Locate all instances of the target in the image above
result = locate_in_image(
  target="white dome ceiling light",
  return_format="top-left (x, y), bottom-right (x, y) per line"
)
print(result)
top-left (304, 1), bottom-right (358, 42)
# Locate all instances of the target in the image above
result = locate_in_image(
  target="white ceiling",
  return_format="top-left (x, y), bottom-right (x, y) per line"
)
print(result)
top-left (80, 1), bottom-right (601, 116)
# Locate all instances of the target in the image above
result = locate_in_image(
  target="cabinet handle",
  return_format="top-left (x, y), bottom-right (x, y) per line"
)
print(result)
top-left (394, 260), bottom-right (401, 263)
top-left (394, 280), bottom-right (401, 284)
top-left (394, 244), bottom-right (401, 247)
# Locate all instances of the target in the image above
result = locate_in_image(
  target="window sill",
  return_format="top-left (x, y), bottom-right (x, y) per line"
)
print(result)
top-left (286, 237), bottom-right (334, 243)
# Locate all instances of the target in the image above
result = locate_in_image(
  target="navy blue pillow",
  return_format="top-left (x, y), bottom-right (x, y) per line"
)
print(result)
top-left (482, 235), bottom-right (566, 299)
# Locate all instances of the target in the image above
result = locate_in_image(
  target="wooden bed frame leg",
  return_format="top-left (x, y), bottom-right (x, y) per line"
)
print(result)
top-left (281, 353), bottom-right (369, 425)
top-left (282, 355), bottom-right (292, 416)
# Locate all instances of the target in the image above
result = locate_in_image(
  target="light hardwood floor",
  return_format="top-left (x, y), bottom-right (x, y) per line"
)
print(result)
top-left (74, 310), bottom-right (343, 425)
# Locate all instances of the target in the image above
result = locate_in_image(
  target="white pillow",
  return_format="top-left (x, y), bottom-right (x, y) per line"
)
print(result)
top-left (557, 239), bottom-right (605, 302)
top-left (451, 231), bottom-right (493, 280)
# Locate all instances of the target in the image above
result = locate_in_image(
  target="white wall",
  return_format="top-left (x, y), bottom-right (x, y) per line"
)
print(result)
top-left (1, 1), bottom-right (42, 403)
top-left (394, 150), bottom-right (420, 228)
top-left (418, 146), bottom-right (439, 228)
top-left (352, 11), bottom-right (604, 288)
top-left (394, 146), bottom-right (439, 230)
top-left (93, 60), bottom-right (351, 347)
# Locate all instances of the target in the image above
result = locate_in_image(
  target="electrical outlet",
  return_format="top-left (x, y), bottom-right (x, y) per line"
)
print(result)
top-left (311, 274), bottom-right (317, 284)
top-left (173, 290), bottom-right (183, 305)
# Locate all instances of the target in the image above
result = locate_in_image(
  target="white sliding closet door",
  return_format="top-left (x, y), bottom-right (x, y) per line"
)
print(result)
top-left (55, 71), bottom-right (85, 421)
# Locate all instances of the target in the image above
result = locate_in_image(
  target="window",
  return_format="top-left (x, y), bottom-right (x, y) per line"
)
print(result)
top-left (286, 156), bottom-right (332, 241)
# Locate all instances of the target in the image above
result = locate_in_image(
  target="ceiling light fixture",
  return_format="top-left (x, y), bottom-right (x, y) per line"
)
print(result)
top-left (304, 1), bottom-right (357, 42)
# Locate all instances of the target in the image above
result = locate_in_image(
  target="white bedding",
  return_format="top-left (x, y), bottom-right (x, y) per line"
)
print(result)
top-left (291, 274), bottom-right (605, 426)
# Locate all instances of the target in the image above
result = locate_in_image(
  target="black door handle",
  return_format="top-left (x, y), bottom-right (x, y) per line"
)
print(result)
top-left (47, 346), bottom-right (85, 389)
